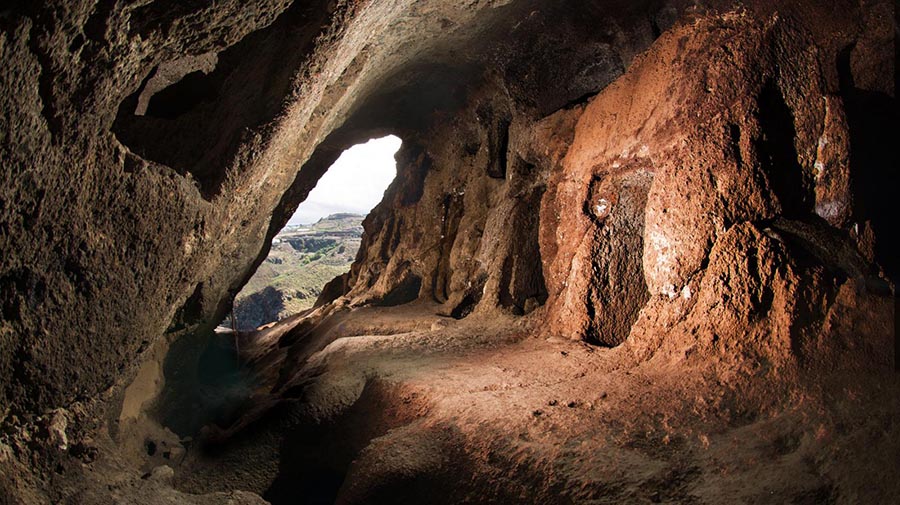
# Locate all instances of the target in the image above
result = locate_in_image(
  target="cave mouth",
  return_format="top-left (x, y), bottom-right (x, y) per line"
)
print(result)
top-left (151, 136), bottom-right (402, 440)
top-left (228, 135), bottom-right (402, 332)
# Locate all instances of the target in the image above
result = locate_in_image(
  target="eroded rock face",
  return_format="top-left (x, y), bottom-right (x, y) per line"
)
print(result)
top-left (0, 0), bottom-right (896, 503)
top-left (540, 10), bottom-right (864, 343)
top-left (340, 88), bottom-right (579, 320)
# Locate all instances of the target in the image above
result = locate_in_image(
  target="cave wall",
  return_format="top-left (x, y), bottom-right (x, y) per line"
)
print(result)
top-left (0, 0), bottom-right (305, 420)
top-left (342, 84), bottom-right (581, 319)
top-left (543, 5), bottom-right (898, 346)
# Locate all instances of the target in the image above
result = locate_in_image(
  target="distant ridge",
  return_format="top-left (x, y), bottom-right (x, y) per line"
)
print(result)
top-left (319, 212), bottom-right (364, 221)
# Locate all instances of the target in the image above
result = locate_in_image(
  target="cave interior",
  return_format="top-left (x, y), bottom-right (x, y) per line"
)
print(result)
top-left (0, 0), bottom-right (897, 504)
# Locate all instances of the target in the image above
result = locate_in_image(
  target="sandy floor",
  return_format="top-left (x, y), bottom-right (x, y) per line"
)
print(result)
top-left (170, 298), bottom-right (898, 504)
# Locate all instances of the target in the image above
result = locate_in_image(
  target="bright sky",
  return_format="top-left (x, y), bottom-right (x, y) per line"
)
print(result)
top-left (288, 135), bottom-right (402, 225)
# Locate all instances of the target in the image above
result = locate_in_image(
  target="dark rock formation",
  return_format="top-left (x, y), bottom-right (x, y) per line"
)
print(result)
top-left (0, 0), bottom-right (896, 503)
top-left (234, 286), bottom-right (286, 332)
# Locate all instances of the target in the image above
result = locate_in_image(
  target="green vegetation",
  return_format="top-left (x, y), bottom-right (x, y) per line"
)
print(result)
top-left (232, 214), bottom-right (364, 330)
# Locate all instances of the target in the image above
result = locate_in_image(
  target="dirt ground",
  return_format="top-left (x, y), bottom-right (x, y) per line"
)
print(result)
top-left (166, 294), bottom-right (897, 504)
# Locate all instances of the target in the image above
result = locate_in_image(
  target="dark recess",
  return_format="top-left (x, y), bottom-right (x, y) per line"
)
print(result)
top-left (166, 282), bottom-right (205, 333)
top-left (836, 44), bottom-right (899, 282)
top-left (112, 0), bottom-right (336, 200)
top-left (154, 325), bottom-right (252, 437)
top-left (451, 275), bottom-right (487, 320)
top-left (145, 71), bottom-right (217, 119)
top-left (433, 193), bottom-right (465, 303)
top-left (374, 273), bottom-right (422, 307)
top-left (397, 144), bottom-right (430, 206)
top-left (84, 0), bottom-right (117, 43)
top-left (583, 170), bottom-right (652, 347)
top-left (754, 79), bottom-right (812, 217)
top-left (488, 118), bottom-right (511, 179)
top-left (498, 186), bottom-right (548, 314)
top-left (451, 294), bottom-right (479, 320)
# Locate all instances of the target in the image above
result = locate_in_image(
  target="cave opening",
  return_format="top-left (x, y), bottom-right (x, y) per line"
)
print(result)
top-left (229, 135), bottom-right (402, 332)
top-left (149, 135), bottom-right (403, 442)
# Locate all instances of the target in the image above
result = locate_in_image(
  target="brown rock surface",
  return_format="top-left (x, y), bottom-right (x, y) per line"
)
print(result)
top-left (1, 0), bottom-right (896, 503)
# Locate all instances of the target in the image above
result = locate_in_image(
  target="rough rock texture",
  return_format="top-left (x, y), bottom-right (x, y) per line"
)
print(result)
top-left (1, 0), bottom-right (897, 503)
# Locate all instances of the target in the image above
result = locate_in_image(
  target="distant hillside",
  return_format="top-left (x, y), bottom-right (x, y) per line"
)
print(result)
top-left (232, 213), bottom-right (364, 330)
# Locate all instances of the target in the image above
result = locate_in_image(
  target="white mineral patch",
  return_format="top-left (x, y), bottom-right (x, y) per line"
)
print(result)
top-left (594, 198), bottom-right (610, 218)
top-left (663, 284), bottom-right (678, 299)
top-left (647, 228), bottom-right (678, 296)
top-left (815, 200), bottom-right (844, 221)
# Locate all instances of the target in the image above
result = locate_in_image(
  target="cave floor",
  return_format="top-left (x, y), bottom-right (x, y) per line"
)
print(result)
top-left (165, 301), bottom-right (899, 504)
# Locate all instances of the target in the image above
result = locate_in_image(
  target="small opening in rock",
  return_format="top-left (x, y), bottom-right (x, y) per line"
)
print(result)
top-left (227, 135), bottom-right (402, 331)
top-left (451, 293), bottom-right (480, 319)
top-left (373, 273), bottom-right (422, 307)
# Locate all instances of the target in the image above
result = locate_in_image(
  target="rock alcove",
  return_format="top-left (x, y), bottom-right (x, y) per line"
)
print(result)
top-left (0, 1), bottom-right (897, 504)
